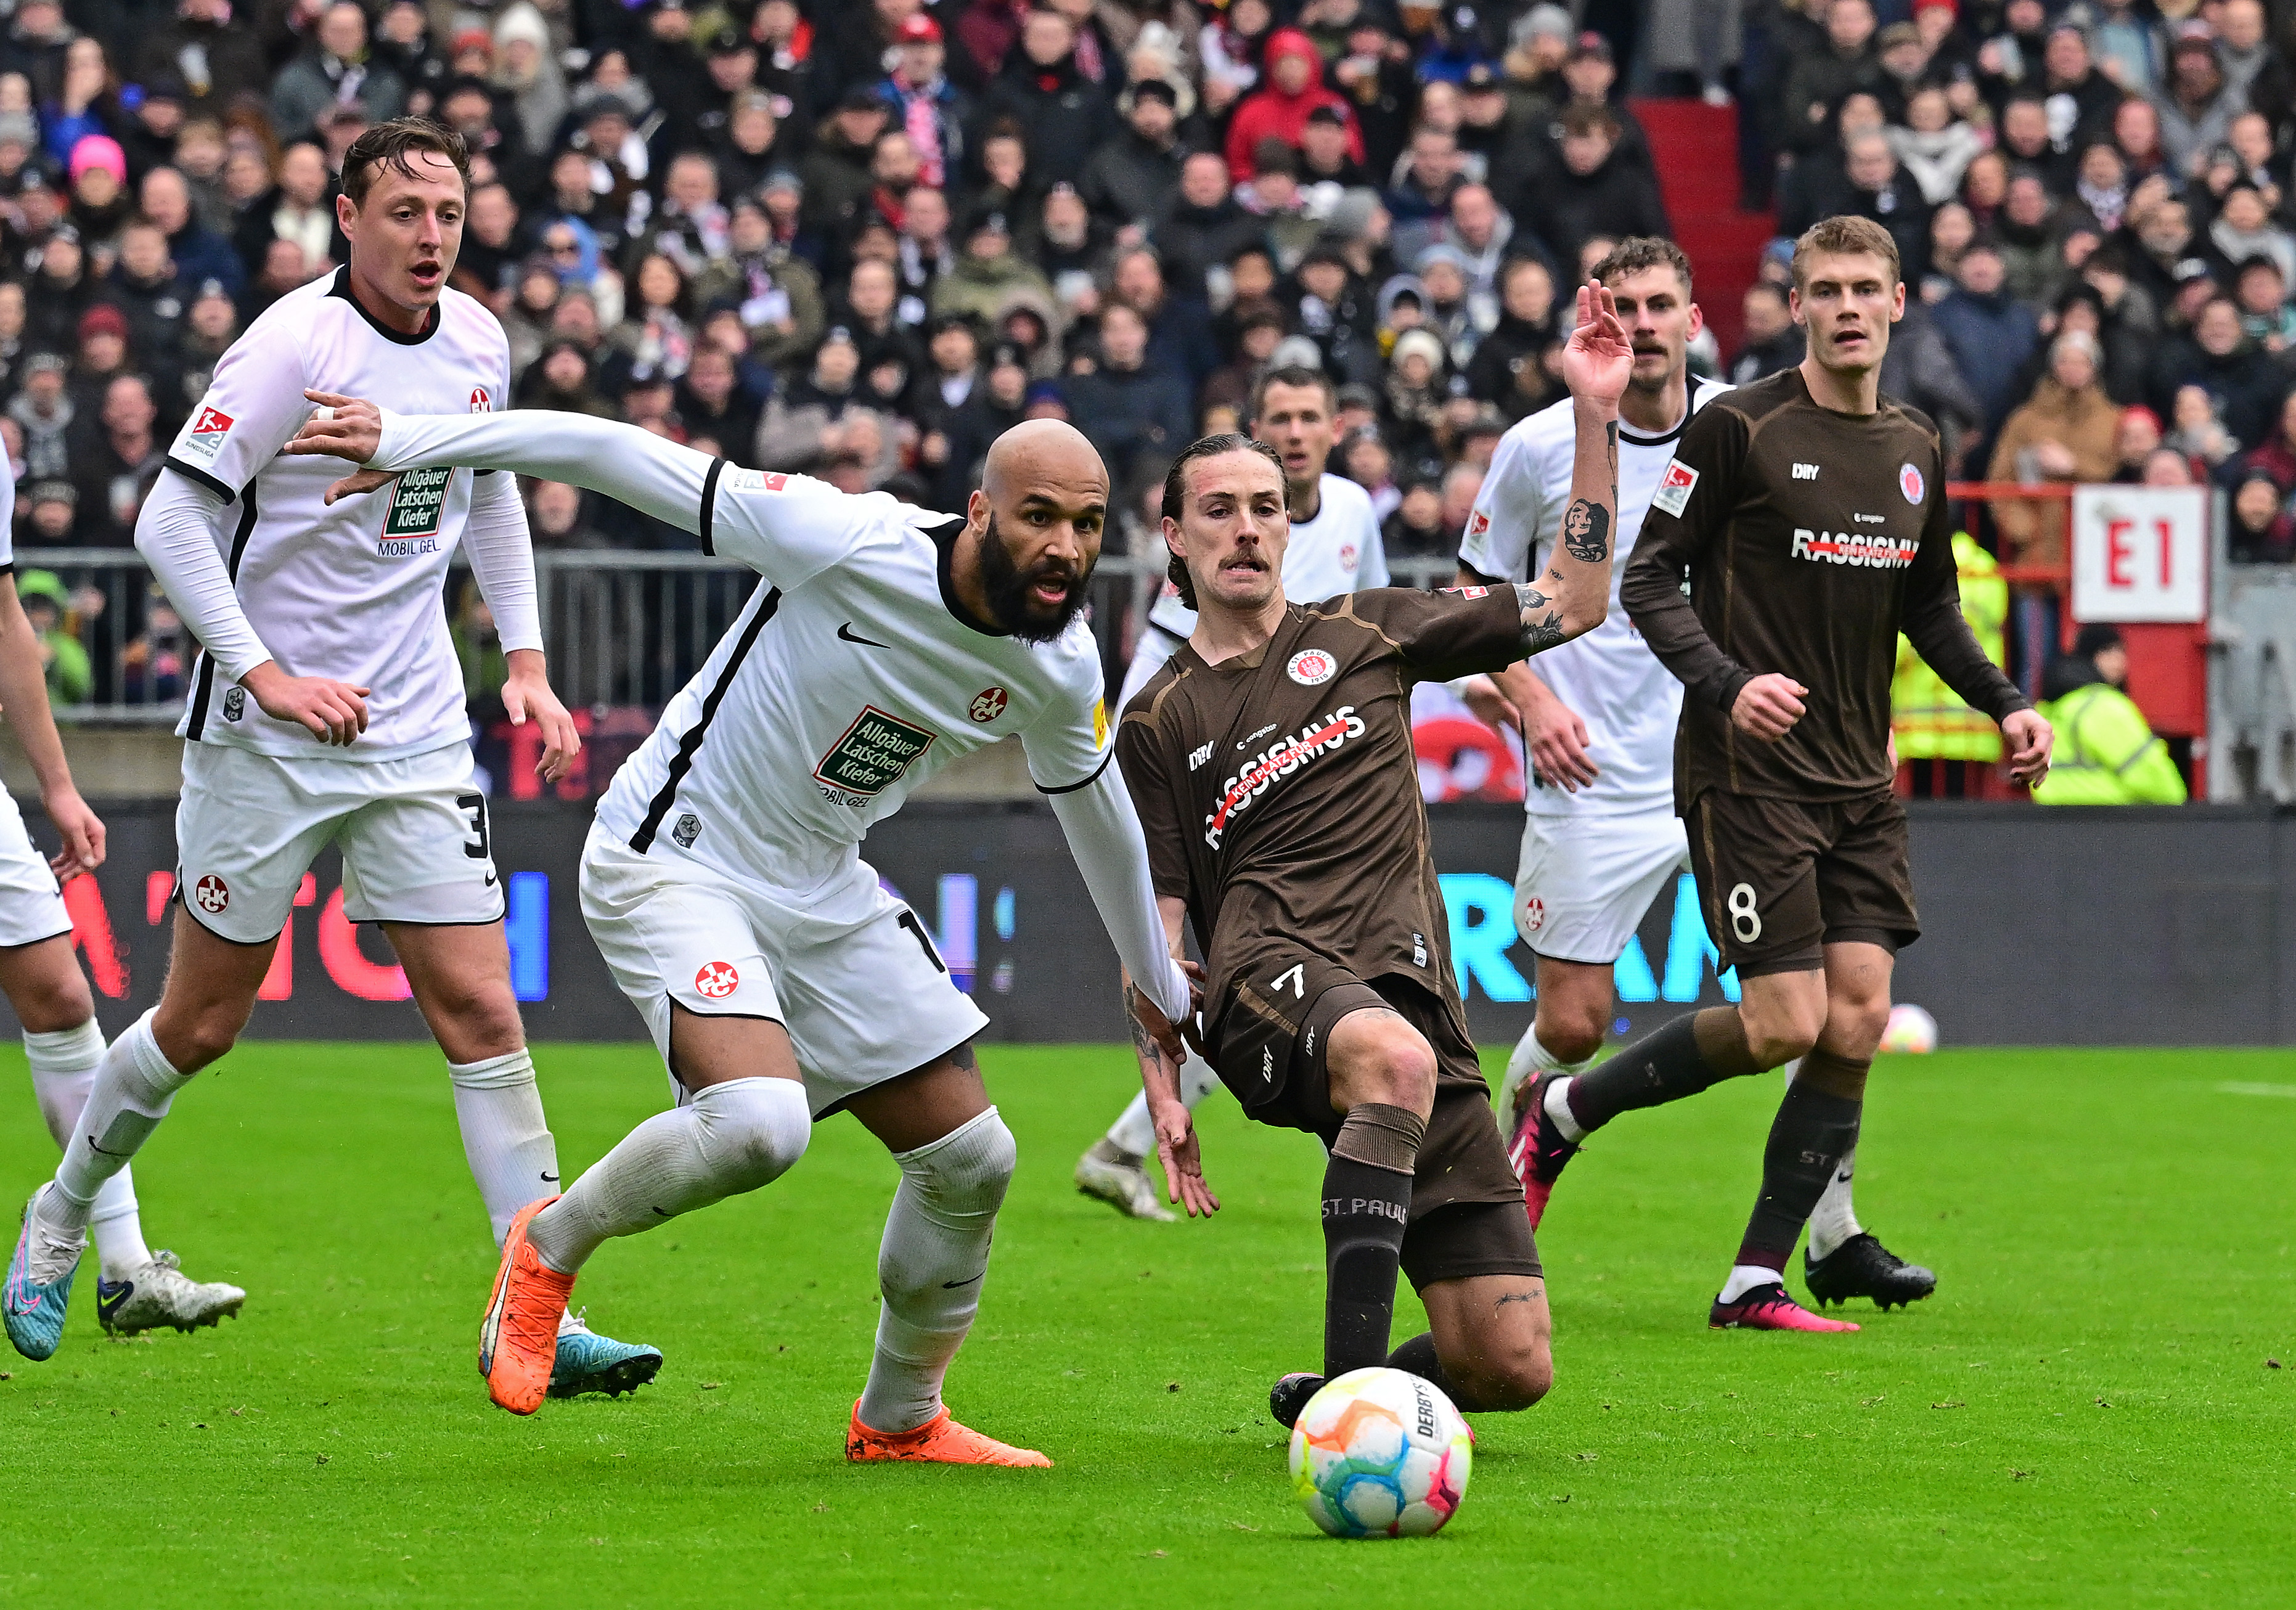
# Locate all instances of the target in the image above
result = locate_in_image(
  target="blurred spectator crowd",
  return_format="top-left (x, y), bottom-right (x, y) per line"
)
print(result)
top-left (1, 0), bottom-right (2294, 713)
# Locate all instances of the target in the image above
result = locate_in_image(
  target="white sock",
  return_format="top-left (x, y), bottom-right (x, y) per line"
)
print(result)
top-left (1504, 1020), bottom-right (1595, 1097)
top-left (858, 1106), bottom-right (1016, 1434)
top-left (1806, 1148), bottom-right (1863, 1261)
top-left (525, 1077), bottom-right (811, 1274)
top-left (52, 1010), bottom-right (189, 1230)
top-left (1718, 1264), bottom-right (1784, 1303)
top-left (1543, 1075), bottom-right (1589, 1145)
top-left (447, 1050), bottom-right (562, 1246)
top-left (26, 1022), bottom-right (152, 1280)
top-left (1105, 1052), bottom-right (1221, 1156)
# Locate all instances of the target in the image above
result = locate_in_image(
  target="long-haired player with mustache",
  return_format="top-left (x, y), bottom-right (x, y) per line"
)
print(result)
top-left (287, 399), bottom-right (1195, 1462)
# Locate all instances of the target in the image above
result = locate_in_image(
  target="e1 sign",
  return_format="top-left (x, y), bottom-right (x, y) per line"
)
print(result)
top-left (2070, 484), bottom-right (2208, 623)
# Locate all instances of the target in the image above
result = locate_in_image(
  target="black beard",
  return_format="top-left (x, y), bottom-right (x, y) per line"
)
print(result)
top-left (979, 512), bottom-right (1090, 644)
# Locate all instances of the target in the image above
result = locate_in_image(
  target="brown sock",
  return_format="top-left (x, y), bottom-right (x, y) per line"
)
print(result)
top-left (1563, 1007), bottom-right (1765, 1134)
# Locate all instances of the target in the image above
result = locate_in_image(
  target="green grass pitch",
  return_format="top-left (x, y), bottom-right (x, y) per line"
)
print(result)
top-left (1, 1042), bottom-right (2290, 1607)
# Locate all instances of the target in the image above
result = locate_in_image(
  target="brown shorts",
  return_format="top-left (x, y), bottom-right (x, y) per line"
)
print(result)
top-left (1685, 788), bottom-right (1919, 978)
top-left (1210, 955), bottom-right (1541, 1287)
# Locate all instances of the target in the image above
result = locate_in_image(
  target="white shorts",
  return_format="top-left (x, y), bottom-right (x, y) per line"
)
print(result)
top-left (0, 791), bottom-right (70, 948)
top-left (174, 741), bottom-right (503, 945)
top-left (1513, 809), bottom-right (1690, 966)
top-left (579, 827), bottom-right (991, 1118)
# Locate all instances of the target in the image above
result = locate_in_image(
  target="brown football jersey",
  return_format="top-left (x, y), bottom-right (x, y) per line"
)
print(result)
top-left (1621, 367), bottom-right (2026, 805)
top-left (1116, 586), bottom-right (1522, 1032)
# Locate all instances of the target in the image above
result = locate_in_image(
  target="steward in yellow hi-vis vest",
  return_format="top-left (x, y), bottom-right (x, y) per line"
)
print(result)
top-left (2048, 671), bottom-right (2186, 808)
top-left (1892, 532), bottom-right (2007, 762)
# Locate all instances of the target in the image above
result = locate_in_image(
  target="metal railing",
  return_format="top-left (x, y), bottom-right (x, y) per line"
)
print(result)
top-left (25, 548), bottom-right (1471, 725)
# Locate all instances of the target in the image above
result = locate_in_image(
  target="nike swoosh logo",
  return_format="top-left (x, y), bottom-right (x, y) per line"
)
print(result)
top-left (484, 873), bottom-right (499, 888)
top-left (86, 1135), bottom-right (131, 1158)
top-left (941, 1272), bottom-right (984, 1290)
top-left (838, 623), bottom-right (891, 648)
top-left (541, 1172), bottom-right (560, 1183)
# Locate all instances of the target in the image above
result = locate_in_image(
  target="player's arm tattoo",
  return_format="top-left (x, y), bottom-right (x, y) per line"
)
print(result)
top-left (1559, 496), bottom-right (1611, 564)
top-left (1514, 581), bottom-right (1566, 655)
top-left (1493, 1281), bottom-right (1544, 1312)
top-left (1123, 982), bottom-right (1158, 1063)
top-left (1555, 420), bottom-right (1618, 565)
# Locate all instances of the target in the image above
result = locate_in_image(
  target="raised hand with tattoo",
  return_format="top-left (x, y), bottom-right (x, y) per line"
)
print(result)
top-left (1512, 281), bottom-right (1630, 661)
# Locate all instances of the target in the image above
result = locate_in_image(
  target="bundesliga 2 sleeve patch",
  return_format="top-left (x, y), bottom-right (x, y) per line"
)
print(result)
top-left (174, 405), bottom-right (234, 464)
top-left (1651, 458), bottom-right (1697, 517)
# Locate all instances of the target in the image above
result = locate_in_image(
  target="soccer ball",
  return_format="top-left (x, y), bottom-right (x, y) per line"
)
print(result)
top-left (1288, 1367), bottom-right (1472, 1538)
top-left (1879, 1003), bottom-right (1939, 1055)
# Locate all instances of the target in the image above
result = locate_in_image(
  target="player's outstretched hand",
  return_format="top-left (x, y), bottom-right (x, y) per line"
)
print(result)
top-left (41, 786), bottom-right (103, 879)
top-left (1731, 672), bottom-right (1808, 742)
top-left (2001, 707), bottom-right (2054, 787)
top-left (287, 391), bottom-right (401, 504)
top-left (1151, 1091), bottom-right (1220, 1218)
top-left (288, 390), bottom-right (384, 462)
top-left (502, 649), bottom-right (582, 784)
top-left (243, 660), bottom-right (370, 746)
top-left (1561, 281), bottom-right (1632, 412)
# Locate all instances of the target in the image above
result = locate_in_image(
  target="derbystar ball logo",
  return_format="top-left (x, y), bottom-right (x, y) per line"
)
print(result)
top-left (1203, 705), bottom-right (1368, 849)
top-left (179, 406), bottom-right (234, 462)
top-left (1652, 457), bottom-right (1697, 517)
top-left (694, 961), bottom-right (739, 999)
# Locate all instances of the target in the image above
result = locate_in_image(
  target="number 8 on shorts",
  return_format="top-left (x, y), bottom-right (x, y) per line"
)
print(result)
top-left (1727, 883), bottom-right (1761, 942)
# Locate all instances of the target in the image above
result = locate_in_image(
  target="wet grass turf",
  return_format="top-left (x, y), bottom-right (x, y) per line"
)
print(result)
top-left (0, 1042), bottom-right (2290, 1607)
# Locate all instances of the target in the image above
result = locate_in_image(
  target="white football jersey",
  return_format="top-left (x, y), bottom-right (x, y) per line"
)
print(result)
top-left (1460, 376), bottom-right (1728, 817)
top-left (593, 468), bottom-right (1111, 921)
top-left (160, 269), bottom-right (515, 759)
top-left (0, 443), bottom-right (14, 570)
top-left (1145, 472), bottom-right (1390, 640)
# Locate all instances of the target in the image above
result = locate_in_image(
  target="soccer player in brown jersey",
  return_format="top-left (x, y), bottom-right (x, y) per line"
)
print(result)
top-left (1115, 285), bottom-right (1630, 1426)
top-left (1511, 216), bottom-right (2054, 1333)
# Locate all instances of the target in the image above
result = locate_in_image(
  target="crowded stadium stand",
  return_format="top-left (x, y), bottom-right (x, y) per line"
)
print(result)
top-left (2, 1), bottom-right (2294, 811)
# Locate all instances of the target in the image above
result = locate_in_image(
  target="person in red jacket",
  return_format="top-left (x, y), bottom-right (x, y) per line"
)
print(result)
top-left (1224, 29), bottom-right (1365, 183)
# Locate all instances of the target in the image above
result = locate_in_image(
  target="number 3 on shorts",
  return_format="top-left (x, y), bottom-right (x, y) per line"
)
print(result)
top-left (1726, 882), bottom-right (1761, 943)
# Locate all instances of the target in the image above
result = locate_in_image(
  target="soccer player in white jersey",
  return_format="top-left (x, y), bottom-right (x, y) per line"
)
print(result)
top-left (0, 456), bottom-right (244, 1338)
top-left (1456, 238), bottom-right (1932, 1309)
top-left (3, 121), bottom-right (661, 1391)
top-left (1079, 364), bottom-right (1391, 1220)
top-left (283, 401), bottom-right (1195, 1461)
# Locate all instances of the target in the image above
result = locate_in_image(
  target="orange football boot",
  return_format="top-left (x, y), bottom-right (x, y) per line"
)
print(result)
top-left (480, 1196), bottom-right (576, 1415)
top-left (844, 1400), bottom-right (1052, 1467)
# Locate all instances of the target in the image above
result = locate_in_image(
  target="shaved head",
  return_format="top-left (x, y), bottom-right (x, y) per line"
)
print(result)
top-left (965, 419), bottom-right (1109, 642)
top-left (982, 417), bottom-right (1107, 502)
